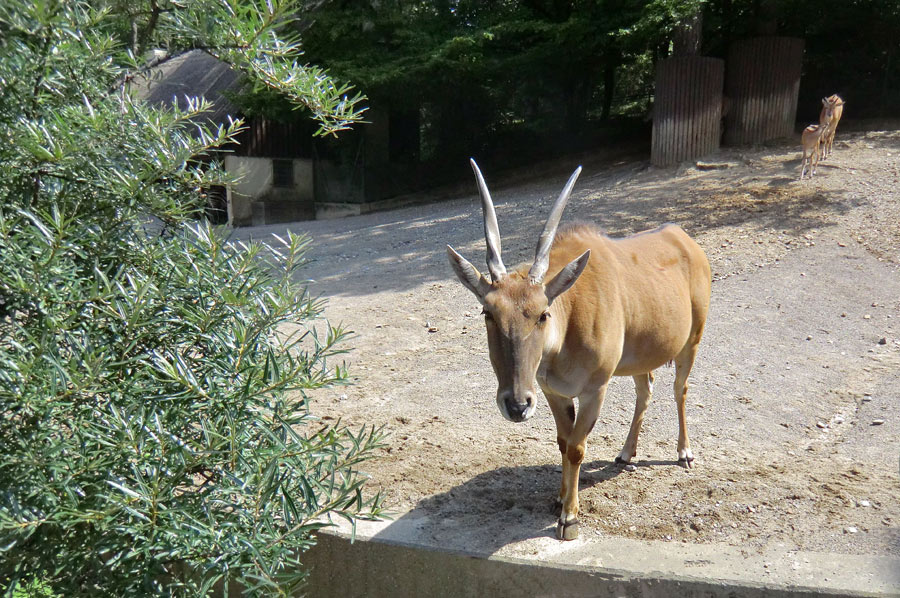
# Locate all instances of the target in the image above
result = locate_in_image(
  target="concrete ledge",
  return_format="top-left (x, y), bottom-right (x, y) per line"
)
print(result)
top-left (303, 514), bottom-right (900, 597)
top-left (251, 199), bottom-right (314, 225)
top-left (314, 193), bottom-right (436, 220)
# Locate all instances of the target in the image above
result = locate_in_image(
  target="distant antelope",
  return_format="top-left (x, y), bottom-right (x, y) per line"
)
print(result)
top-left (800, 100), bottom-right (837, 179)
top-left (448, 160), bottom-right (711, 540)
top-left (819, 94), bottom-right (845, 159)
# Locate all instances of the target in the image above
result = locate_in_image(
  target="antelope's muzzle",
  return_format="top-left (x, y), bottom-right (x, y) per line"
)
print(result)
top-left (497, 389), bottom-right (537, 423)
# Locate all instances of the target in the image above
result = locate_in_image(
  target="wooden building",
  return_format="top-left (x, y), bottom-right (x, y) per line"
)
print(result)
top-left (133, 50), bottom-right (410, 225)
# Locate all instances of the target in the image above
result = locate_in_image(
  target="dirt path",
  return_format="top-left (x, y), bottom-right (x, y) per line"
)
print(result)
top-left (235, 127), bottom-right (900, 557)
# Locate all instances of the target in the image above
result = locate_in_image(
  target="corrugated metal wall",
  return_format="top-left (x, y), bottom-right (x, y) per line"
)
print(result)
top-left (724, 37), bottom-right (805, 145)
top-left (651, 56), bottom-right (725, 167)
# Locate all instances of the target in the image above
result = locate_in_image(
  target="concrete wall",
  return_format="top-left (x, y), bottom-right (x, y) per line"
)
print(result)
top-left (302, 530), bottom-right (883, 598)
top-left (224, 156), bottom-right (313, 226)
top-left (298, 513), bottom-right (899, 598)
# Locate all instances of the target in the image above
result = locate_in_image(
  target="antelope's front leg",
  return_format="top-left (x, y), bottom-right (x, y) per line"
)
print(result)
top-left (556, 384), bottom-right (606, 541)
top-left (544, 391), bottom-right (575, 510)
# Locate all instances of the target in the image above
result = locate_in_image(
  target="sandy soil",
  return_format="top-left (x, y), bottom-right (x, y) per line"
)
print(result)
top-left (236, 125), bottom-right (900, 558)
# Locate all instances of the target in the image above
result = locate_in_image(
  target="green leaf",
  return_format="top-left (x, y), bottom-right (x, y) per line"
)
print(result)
top-left (0, 2), bottom-right (382, 595)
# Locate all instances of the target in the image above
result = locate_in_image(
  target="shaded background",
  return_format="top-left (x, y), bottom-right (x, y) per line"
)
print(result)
top-left (264, 0), bottom-right (900, 181)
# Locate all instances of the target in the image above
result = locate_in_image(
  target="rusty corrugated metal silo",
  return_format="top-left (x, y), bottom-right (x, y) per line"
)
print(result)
top-left (723, 37), bottom-right (805, 145)
top-left (651, 56), bottom-right (725, 167)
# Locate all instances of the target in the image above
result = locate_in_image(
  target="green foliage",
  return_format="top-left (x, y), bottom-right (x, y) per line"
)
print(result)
top-left (776, 0), bottom-right (900, 118)
top-left (0, 1), bottom-right (383, 596)
top-left (10, 577), bottom-right (59, 598)
top-left (283, 0), bottom-right (900, 169)
top-left (94, 0), bottom-right (366, 137)
top-left (291, 0), bottom-right (706, 163)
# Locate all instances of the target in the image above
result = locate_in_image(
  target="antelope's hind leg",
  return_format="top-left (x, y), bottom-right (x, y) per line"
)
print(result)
top-left (616, 372), bottom-right (654, 471)
top-left (811, 142), bottom-right (820, 177)
top-left (673, 344), bottom-right (700, 468)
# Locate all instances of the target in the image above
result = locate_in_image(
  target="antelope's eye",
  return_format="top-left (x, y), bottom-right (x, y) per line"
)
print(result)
top-left (539, 312), bottom-right (550, 323)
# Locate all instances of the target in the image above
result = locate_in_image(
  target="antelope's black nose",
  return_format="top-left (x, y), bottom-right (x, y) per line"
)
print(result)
top-left (506, 400), bottom-right (529, 421)
top-left (502, 390), bottom-right (536, 422)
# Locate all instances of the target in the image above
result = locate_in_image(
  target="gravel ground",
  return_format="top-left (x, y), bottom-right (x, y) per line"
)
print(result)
top-left (234, 125), bottom-right (900, 557)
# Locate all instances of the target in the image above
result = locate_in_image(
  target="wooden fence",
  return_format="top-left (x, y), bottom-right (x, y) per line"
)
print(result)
top-left (651, 56), bottom-right (725, 167)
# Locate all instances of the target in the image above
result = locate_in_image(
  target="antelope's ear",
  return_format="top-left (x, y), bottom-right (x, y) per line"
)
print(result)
top-left (447, 245), bottom-right (492, 300)
top-left (545, 250), bottom-right (590, 305)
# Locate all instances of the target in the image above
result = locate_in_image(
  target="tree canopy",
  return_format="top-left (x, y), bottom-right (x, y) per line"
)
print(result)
top-left (284, 0), bottom-right (900, 167)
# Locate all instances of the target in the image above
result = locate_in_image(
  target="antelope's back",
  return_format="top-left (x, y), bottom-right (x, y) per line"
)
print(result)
top-left (547, 222), bottom-right (711, 362)
top-left (548, 222), bottom-right (709, 291)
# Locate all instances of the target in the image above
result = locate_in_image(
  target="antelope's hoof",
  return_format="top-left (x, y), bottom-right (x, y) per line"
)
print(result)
top-left (678, 448), bottom-right (694, 469)
top-left (614, 457), bottom-right (637, 472)
top-left (556, 518), bottom-right (579, 541)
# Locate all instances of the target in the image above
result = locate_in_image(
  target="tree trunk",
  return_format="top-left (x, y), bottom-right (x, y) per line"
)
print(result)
top-left (601, 62), bottom-right (616, 121)
top-left (672, 11), bottom-right (703, 56)
top-left (755, 0), bottom-right (779, 35)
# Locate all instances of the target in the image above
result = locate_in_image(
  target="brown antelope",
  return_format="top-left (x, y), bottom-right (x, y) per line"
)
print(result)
top-left (800, 100), bottom-right (837, 179)
top-left (819, 94), bottom-right (845, 159)
top-left (800, 124), bottom-right (826, 179)
top-left (447, 160), bottom-right (711, 540)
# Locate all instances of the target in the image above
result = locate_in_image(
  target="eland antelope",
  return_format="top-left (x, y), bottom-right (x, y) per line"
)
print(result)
top-left (447, 160), bottom-right (711, 540)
